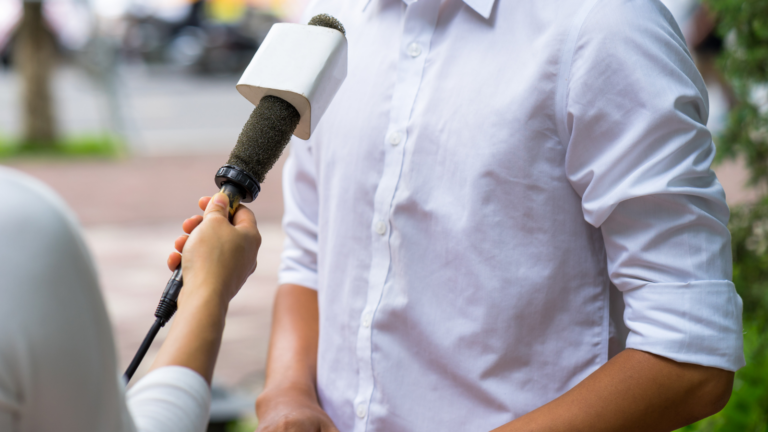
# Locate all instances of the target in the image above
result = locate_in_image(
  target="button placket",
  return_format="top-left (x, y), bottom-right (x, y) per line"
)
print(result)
top-left (353, 0), bottom-right (442, 430)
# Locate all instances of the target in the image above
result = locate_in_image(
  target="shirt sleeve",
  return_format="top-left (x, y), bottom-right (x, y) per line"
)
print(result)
top-left (562, 0), bottom-right (745, 371)
top-left (278, 138), bottom-right (321, 290)
top-left (126, 367), bottom-right (211, 432)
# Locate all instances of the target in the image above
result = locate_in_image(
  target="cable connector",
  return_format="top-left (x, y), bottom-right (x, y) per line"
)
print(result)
top-left (155, 266), bottom-right (183, 325)
top-left (123, 266), bottom-right (184, 383)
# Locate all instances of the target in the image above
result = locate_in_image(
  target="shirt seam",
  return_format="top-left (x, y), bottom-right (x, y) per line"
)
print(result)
top-left (555, 0), bottom-right (603, 150)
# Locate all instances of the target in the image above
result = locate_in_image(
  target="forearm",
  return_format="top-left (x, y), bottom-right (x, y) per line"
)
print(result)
top-left (494, 349), bottom-right (733, 432)
top-left (260, 283), bottom-right (321, 401)
top-left (150, 285), bottom-right (228, 384)
top-left (255, 284), bottom-right (341, 430)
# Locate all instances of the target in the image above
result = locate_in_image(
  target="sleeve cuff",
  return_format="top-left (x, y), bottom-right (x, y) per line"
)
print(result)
top-left (277, 272), bottom-right (319, 291)
top-left (126, 366), bottom-right (211, 432)
top-left (623, 280), bottom-right (745, 371)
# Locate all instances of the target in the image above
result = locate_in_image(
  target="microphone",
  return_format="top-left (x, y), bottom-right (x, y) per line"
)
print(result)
top-left (124, 14), bottom-right (347, 382)
top-left (217, 13), bottom-right (347, 213)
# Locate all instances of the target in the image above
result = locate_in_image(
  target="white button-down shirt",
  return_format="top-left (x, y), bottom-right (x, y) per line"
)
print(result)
top-left (278, 0), bottom-right (746, 430)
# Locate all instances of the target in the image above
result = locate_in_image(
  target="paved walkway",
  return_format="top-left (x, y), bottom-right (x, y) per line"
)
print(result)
top-left (84, 221), bottom-right (281, 390)
top-left (8, 153), bottom-right (287, 225)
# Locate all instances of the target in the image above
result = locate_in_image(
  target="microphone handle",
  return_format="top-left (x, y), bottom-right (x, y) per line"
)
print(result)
top-left (123, 182), bottom-right (244, 383)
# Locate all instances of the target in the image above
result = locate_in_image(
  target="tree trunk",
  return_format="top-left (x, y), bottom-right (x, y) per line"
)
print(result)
top-left (16, 1), bottom-right (58, 148)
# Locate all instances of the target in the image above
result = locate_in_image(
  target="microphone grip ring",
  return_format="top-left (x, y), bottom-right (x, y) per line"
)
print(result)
top-left (215, 164), bottom-right (260, 203)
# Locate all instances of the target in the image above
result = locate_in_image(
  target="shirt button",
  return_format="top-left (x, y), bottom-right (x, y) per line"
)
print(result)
top-left (407, 42), bottom-right (422, 58)
top-left (362, 312), bottom-right (372, 328)
top-left (388, 131), bottom-right (402, 146)
top-left (356, 404), bottom-right (367, 418)
top-left (374, 220), bottom-right (387, 235)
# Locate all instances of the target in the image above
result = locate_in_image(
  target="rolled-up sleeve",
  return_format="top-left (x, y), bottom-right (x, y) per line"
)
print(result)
top-left (562, 0), bottom-right (744, 370)
top-left (279, 138), bottom-right (321, 290)
top-left (126, 366), bottom-right (211, 432)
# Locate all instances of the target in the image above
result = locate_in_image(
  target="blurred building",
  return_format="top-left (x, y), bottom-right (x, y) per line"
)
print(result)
top-left (0, 0), bottom-right (289, 74)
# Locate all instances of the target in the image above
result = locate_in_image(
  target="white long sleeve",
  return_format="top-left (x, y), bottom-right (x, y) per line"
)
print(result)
top-left (0, 167), bottom-right (210, 432)
top-left (127, 367), bottom-right (211, 432)
top-left (563, 0), bottom-right (743, 370)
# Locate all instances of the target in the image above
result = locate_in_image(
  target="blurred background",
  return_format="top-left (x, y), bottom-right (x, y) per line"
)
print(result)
top-left (0, 0), bottom-right (765, 430)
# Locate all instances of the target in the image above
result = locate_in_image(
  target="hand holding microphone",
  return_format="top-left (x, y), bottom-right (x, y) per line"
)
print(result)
top-left (168, 194), bottom-right (260, 308)
top-left (150, 193), bottom-right (260, 383)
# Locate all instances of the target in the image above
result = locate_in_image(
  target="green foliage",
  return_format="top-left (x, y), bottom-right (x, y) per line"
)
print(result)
top-left (730, 201), bottom-right (768, 322)
top-left (0, 133), bottom-right (125, 159)
top-left (708, 0), bottom-right (768, 185)
top-left (679, 0), bottom-right (768, 430)
top-left (708, 0), bottom-right (768, 83)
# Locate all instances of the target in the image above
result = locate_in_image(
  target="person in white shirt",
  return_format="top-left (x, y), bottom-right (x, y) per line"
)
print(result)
top-left (256, 0), bottom-right (745, 431)
top-left (0, 166), bottom-right (260, 432)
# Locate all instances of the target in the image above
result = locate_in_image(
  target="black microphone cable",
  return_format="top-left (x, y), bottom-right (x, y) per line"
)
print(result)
top-left (123, 266), bottom-right (183, 382)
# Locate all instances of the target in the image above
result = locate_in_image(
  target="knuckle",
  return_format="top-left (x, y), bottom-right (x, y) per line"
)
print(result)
top-left (274, 414), bottom-right (301, 430)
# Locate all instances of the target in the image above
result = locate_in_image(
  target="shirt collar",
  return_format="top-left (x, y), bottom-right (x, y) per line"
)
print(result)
top-left (453, 0), bottom-right (496, 19)
top-left (366, 0), bottom-right (496, 20)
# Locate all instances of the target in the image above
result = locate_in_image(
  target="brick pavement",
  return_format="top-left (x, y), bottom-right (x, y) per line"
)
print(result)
top-left (83, 222), bottom-right (282, 390)
top-left (8, 152), bottom-right (287, 225)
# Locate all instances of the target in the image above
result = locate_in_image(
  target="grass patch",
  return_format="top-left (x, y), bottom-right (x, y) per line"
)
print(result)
top-left (225, 418), bottom-right (258, 432)
top-left (0, 133), bottom-right (126, 159)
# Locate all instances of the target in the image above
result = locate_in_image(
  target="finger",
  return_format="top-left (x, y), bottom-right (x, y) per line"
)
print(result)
top-left (232, 205), bottom-right (261, 249)
top-left (182, 215), bottom-right (203, 234)
top-left (174, 234), bottom-right (189, 253)
top-left (198, 196), bottom-right (212, 212)
top-left (232, 203), bottom-right (258, 230)
top-left (167, 251), bottom-right (181, 270)
top-left (204, 192), bottom-right (230, 220)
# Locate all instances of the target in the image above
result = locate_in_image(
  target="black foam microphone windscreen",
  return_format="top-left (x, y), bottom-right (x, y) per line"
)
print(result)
top-left (308, 13), bottom-right (346, 35)
top-left (227, 96), bottom-right (300, 184)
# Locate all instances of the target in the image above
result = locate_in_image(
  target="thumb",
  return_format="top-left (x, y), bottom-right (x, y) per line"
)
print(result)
top-left (204, 192), bottom-right (230, 220)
